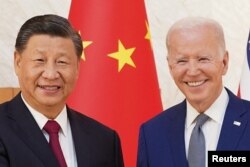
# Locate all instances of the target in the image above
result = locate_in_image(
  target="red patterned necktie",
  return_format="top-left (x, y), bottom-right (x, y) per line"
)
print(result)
top-left (43, 120), bottom-right (67, 167)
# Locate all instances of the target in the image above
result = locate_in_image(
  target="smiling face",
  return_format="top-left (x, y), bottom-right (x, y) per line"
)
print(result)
top-left (14, 35), bottom-right (80, 117)
top-left (167, 25), bottom-right (228, 112)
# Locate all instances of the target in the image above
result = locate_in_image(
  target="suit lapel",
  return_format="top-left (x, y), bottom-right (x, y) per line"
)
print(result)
top-left (7, 94), bottom-right (59, 167)
top-left (217, 89), bottom-right (248, 150)
top-left (68, 109), bottom-right (92, 167)
top-left (168, 101), bottom-right (189, 167)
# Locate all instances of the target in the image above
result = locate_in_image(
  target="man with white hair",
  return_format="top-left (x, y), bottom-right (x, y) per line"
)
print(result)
top-left (137, 17), bottom-right (250, 167)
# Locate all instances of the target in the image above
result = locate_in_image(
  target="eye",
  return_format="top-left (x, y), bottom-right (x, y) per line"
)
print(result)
top-left (57, 60), bottom-right (68, 65)
top-left (199, 57), bottom-right (210, 62)
top-left (177, 60), bottom-right (187, 63)
top-left (34, 58), bottom-right (45, 63)
top-left (176, 59), bottom-right (188, 64)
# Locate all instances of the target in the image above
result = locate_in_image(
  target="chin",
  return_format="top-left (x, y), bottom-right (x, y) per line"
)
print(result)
top-left (40, 99), bottom-right (63, 106)
top-left (187, 96), bottom-right (205, 104)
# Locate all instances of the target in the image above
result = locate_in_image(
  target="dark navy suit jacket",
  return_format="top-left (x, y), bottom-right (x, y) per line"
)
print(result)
top-left (0, 93), bottom-right (124, 167)
top-left (137, 88), bottom-right (250, 167)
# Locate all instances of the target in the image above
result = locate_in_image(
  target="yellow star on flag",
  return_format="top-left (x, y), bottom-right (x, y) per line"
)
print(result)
top-left (78, 31), bottom-right (92, 61)
top-left (81, 41), bottom-right (92, 61)
top-left (145, 21), bottom-right (151, 40)
top-left (108, 40), bottom-right (136, 72)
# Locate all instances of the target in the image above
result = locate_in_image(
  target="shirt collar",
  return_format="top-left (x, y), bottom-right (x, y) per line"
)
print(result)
top-left (21, 93), bottom-right (68, 136)
top-left (186, 88), bottom-right (229, 128)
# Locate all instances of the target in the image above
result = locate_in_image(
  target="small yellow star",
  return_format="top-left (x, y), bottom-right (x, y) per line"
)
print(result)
top-left (108, 40), bottom-right (136, 72)
top-left (81, 41), bottom-right (92, 61)
top-left (78, 31), bottom-right (92, 61)
top-left (145, 21), bottom-right (151, 40)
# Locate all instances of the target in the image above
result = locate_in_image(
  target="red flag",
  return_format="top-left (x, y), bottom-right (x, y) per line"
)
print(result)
top-left (67, 0), bottom-right (163, 166)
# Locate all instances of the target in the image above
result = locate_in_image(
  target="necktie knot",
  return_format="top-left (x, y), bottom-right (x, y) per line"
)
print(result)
top-left (44, 120), bottom-right (61, 134)
top-left (195, 114), bottom-right (209, 128)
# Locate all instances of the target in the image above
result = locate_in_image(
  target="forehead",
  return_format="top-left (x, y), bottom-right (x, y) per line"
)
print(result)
top-left (27, 34), bottom-right (70, 42)
top-left (25, 35), bottom-right (74, 49)
top-left (168, 26), bottom-right (221, 54)
top-left (169, 25), bottom-right (217, 44)
top-left (167, 27), bottom-right (223, 60)
top-left (21, 35), bottom-right (78, 60)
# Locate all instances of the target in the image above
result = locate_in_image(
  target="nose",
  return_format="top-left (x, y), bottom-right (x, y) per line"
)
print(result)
top-left (186, 60), bottom-right (200, 76)
top-left (42, 64), bottom-right (60, 79)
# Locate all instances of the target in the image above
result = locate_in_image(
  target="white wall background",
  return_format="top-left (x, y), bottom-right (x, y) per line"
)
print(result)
top-left (0, 0), bottom-right (71, 86)
top-left (0, 0), bottom-right (250, 109)
top-left (145, 0), bottom-right (250, 109)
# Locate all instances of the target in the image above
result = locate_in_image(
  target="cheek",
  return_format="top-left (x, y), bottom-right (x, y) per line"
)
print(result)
top-left (18, 70), bottom-right (39, 89)
top-left (171, 69), bottom-right (185, 80)
top-left (63, 69), bottom-right (79, 85)
top-left (26, 69), bottom-right (42, 80)
top-left (213, 64), bottom-right (226, 76)
top-left (18, 68), bottom-right (33, 80)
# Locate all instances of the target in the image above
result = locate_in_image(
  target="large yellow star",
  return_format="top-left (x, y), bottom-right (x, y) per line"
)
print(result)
top-left (108, 40), bottom-right (136, 72)
top-left (81, 41), bottom-right (92, 61)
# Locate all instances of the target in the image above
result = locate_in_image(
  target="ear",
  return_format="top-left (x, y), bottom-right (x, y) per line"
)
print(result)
top-left (75, 59), bottom-right (81, 80)
top-left (222, 51), bottom-right (229, 75)
top-left (167, 55), bottom-right (174, 77)
top-left (14, 51), bottom-right (22, 75)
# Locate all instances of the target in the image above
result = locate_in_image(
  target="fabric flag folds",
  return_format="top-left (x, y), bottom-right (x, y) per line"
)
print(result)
top-left (238, 31), bottom-right (250, 100)
top-left (67, 0), bottom-right (163, 166)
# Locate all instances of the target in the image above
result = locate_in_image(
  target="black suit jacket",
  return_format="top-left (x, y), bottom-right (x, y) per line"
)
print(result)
top-left (0, 93), bottom-right (124, 167)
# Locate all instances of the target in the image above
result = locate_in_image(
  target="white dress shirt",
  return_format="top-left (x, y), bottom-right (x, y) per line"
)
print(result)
top-left (21, 94), bottom-right (78, 167)
top-left (185, 88), bottom-right (229, 167)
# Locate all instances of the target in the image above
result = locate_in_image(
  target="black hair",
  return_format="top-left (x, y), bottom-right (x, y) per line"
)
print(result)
top-left (15, 14), bottom-right (83, 58)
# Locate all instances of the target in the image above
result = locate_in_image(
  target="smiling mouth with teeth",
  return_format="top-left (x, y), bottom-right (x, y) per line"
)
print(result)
top-left (38, 85), bottom-right (61, 90)
top-left (186, 80), bottom-right (205, 87)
